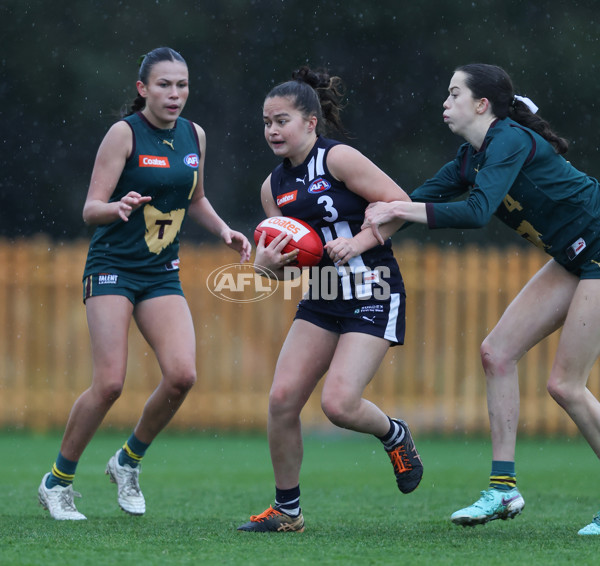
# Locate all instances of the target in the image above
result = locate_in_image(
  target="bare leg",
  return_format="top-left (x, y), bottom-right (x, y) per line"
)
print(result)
top-left (268, 320), bottom-right (393, 490)
top-left (547, 278), bottom-right (600, 457)
top-left (268, 320), bottom-right (338, 489)
top-left (481, 260), bottom-right (577, 461)
top-left (60, 295), bottom-right (133, 460)
top-left (132, 295), bottom-right (197, 444)
top-left (320, 332), bottom-right (392, 435)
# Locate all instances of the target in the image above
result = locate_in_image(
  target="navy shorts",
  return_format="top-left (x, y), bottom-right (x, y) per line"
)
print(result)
top-left (294, 293), bottom-right (406, 346)
top-left (83, 271), bottom-right (184, 305)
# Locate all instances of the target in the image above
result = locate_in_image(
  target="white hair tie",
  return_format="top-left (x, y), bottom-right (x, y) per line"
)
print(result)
top-left (514, 95), bottom-right (538, 114)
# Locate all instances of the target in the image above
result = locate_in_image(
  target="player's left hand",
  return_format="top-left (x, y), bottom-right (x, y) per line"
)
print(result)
top-left (222, 229), bottom-right (252, 263)
top-left (325, 237), bottom-right (360, 266)
top-left (362, 201), bottom-right (399, 245)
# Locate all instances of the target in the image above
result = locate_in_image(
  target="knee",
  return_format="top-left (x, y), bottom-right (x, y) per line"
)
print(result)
top-left (164, 365), bottom-right (197, 396)
top-left (93, 379), bottom-right (124, 406)
top-left (171, 370), bottom-right (197, 395)
top-left (268, 386), bottom-right (286, 415)
top-left (547, 373), bottom-right (581, 408)
top-left (268, 384), bottom-right (300, 420)
top-left (547, 378), bottom-right (567, 406)
top-left (480, 338), bottom-right (514, 377)
top-left (321, 390), bottom-right (355, 429)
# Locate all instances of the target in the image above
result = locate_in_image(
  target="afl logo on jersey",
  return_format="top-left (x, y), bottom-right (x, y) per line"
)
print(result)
top-left (183, 153), bottom-right (199, 168)
top-left (308, 177), bottom-right (331, 194)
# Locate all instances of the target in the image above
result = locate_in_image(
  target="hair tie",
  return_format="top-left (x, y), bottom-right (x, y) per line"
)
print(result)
top-left (137, 54), bottom-right (147, 68)
top-left (513, 95), bottom-right (538, 114)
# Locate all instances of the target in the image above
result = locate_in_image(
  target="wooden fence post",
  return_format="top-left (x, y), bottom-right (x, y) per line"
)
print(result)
top-left (1, 238), bottom-right (599, 436)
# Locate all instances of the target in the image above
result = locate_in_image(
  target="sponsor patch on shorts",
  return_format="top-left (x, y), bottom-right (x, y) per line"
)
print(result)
top-left (566, 237), bottom-right (586, 261)
top-left (98, 273), bottom-right (118, 284)
top-left (165, 259), bottom-right (180, 271)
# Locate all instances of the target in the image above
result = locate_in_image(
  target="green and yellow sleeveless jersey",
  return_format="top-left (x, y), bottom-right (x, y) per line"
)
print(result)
top-left (84, 112), bottom-right (200, 277)
top-left (410, 117), bottom-right (600, 271)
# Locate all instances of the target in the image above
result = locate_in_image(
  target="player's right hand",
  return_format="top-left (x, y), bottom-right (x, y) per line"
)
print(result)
top-left (118, 191), bottom-right (152, 221)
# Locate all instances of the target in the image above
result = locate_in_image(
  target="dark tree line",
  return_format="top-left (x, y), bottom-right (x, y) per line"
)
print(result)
top-left (2, 0), bottom-right (599, 248)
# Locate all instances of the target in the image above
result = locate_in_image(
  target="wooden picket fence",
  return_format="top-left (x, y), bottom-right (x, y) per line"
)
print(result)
top-left (1, 236), bottom-right (597, 436)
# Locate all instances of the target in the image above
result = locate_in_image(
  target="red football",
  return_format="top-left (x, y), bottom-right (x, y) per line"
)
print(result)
top-left (254, 216), bottom-right (324, 267)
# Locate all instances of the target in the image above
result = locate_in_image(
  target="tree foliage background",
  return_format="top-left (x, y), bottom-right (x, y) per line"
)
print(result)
top-left (2, 0), bottom-right (599, 247)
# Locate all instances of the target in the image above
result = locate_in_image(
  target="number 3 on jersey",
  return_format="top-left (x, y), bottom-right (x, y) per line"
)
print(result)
top-left (318, 195), bottom-right (338, 222)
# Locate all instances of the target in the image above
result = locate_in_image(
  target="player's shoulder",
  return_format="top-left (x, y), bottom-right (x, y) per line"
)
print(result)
top-left (184, 120), bottom-right (206, 152)
top-left (184, 119), bottom-right (204, 137)
top-left (316, 135), bottom-right (345, 154)
top-left (261, 174), bottom-right (272, 192)
top-left (327, 142), bottom-right (361, 161)
top-left (100, 119), bottom-right (133, 150)
top-left (492, 118), bottom-right (532, 141)
top-left (109, 119), bottom-right (133, 135)
top-left (487, 118), bottom-right (534, 152)
top-left (326, 142), bottom-right (371, 180)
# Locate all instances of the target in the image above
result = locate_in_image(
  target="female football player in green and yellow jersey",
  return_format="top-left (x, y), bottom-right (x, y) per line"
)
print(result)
top-left (363, 63), bottom-right (600, 536)
top-left (38, 47), bottom-right (251, 520)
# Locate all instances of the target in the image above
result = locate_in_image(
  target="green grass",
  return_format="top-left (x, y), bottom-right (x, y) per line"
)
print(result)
top-left (1, 430), bottom-right (598, 565)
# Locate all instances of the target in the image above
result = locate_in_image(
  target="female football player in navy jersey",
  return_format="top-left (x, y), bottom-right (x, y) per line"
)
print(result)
top-left (363, 63), bottom-right (600, 536)
top-left (38, 47), bottom-right (251, 520)
top-left (238, 67), bottom-right (422, 533)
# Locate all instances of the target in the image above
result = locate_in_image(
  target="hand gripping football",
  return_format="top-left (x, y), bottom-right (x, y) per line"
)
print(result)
top-left (254, 216), bottom-right (324, 267)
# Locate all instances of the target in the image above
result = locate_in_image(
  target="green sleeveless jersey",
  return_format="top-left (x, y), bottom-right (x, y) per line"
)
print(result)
top-left (84, 112), bottom-right (200, 277)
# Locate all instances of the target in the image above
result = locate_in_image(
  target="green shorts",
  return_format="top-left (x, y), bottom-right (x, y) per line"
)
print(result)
top-left (83, 272), bottom-right (184, 305)
top-left (577, 257), bottom-right (600, 280)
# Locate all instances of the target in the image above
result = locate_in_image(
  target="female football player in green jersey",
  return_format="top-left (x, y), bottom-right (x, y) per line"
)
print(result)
top-left (363, 63), bottom-right (600, 536)
top-left (38, 47), bottom-right (251, 520)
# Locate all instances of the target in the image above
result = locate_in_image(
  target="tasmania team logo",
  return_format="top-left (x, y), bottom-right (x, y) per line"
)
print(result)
top-left (184, 153), bottom-right (199, 168)
top-left (308, 177), bottom-right (331, 194)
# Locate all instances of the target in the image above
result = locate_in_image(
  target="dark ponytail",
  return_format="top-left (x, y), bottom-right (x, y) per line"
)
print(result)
top-left (457, 63), bottom-right (569, 154)
top-left (509, 98), bottom-right (569, 154)
top-left (122, 47), bottom-right (187, 117)
top-left (266, 66), bottom-right (346, 135)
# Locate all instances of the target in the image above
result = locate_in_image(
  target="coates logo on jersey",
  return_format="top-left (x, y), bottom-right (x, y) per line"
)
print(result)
top-left (276, 190), bottom-right (297, 207)
top-left (183, 153), bottom-right (199, 168)
top-left (139, 155), bottom-right (170, 168)
top-left (308, 177), bottom-right (331, 194)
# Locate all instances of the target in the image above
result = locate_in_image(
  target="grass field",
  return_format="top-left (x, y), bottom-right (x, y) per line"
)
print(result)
top-left (1, 430), bottom-right (598, 565)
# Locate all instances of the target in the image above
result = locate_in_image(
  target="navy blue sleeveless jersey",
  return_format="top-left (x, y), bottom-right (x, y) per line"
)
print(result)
top-left (84, 112), bottom-right (200, 278)
top-left (270, 136), bottom-right (404, 301)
